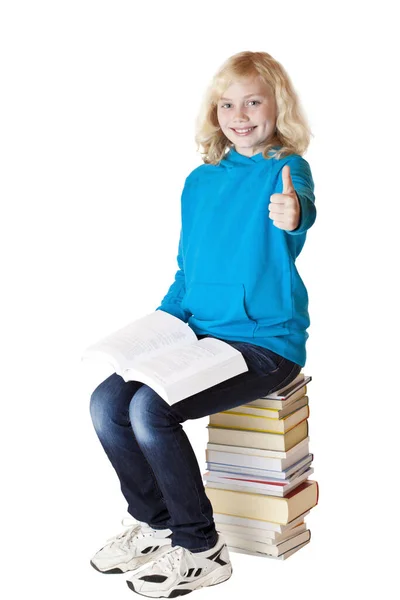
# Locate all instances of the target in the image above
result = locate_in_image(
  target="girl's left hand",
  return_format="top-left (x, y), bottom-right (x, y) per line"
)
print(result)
top-left (268, 165), bottom-right (301, 231)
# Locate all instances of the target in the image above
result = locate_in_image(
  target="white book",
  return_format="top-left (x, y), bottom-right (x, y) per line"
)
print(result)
top-left (206, 454), bottom-right (314, 481)
top-left (82, 310), bottom-right (248, 404)
top-left (247, 375), bottom-right (312, 409)
top-left (204, 467), bottom-right (314, 497)
top-left (222, 529), bottom-right (311, 557)
top-left (206, 438), bottom-right (310, 467)
top-left (213, 510), bottom-right (310, 534)
top-left (228, 539), bottom-right (311, 560)
top-left (261, 373), bottom-right (311, 399)
top-left (215, 521), bottom-right (307, 543)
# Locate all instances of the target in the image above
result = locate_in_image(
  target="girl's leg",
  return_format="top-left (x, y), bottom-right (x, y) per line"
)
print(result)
top-left (89, 373), bottom-right (171, 529)
top-left (172, 339), bottom-right (302, 421)
top-left (128, 342), bottom-right (301, 552)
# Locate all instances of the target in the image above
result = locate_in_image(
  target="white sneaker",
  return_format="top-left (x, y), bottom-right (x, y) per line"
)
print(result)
top-left (90, 518), bottom-right (173, 574)
top-left (126, 534), bottom-right (232, 597)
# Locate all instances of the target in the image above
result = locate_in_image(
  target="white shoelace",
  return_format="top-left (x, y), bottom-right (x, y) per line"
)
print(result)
top-left (106, 518), bottom-right (149, 551)
top-left (150, 546), bottom-right (188, 574)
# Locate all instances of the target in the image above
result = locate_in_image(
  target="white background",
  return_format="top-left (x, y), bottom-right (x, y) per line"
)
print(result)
top-left (1, 1), bottom-right (399, 598)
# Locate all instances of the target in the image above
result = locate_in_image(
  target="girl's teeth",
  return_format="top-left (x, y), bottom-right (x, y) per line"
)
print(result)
top-left (234, 127), bottom-right (254, 133)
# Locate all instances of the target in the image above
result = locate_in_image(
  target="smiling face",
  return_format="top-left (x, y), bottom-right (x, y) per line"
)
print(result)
top-left (216, 75), bottom-right (277, 157)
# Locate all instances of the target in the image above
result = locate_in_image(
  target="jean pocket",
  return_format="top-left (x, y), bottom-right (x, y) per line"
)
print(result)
top-left (232, 342), bottom-right (283, 375)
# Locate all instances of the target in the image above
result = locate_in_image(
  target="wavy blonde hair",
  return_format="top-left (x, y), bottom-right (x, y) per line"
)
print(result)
top-left (195, 51), bottom-right (313, 165)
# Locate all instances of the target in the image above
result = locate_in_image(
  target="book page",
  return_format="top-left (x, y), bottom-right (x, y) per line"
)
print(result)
top-left (83, 311), bottom-right (197, 368)
top-left (124, 337), bottom-right (249, 403)
top-left (127, 337), bottom-right (244, 386)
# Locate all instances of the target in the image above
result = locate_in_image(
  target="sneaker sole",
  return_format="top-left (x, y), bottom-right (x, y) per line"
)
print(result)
top-left (126, 563), bottom-right (233, 597)
top-left (90, 544), bottom-right (173, 574)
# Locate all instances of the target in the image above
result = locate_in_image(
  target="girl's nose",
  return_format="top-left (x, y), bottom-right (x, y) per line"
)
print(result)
top-left (233, 113), bottom-right (249, 122)
top-left (232, 108), bottom-right (249, 121)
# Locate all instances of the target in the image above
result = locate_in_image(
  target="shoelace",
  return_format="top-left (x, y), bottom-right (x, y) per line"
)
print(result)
top-left (151, 546), bottom-right (185, 574)
top-left (106, 518), bottom-right (149, 551)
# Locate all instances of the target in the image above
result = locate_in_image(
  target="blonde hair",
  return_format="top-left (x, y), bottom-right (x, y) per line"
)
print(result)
top-left (195, 51), bottom-right (313, 165)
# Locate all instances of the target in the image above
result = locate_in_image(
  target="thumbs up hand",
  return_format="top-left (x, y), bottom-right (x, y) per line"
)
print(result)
top-left (268, 165), bottom-right (301, 231)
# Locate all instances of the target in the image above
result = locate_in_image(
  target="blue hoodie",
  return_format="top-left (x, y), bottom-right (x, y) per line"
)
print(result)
top-left (155, 146), bottom-right (316, 367)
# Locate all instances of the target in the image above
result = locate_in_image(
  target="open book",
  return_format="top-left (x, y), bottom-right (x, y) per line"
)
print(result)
top-left (82, 310), bottom-right (248, 405)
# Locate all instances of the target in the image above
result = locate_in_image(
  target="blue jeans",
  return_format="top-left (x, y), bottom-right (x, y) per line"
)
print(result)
top-left (89, 335), bottom-right (302, 552)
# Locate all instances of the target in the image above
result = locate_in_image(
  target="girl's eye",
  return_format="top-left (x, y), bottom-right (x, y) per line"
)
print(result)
top-left (220, 100), bottom-right (260, 109)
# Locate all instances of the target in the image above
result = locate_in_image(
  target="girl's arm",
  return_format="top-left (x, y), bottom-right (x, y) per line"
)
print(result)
top-left (275, 156), bottom-right (316, 236)
top-left (155, 229), bottom-right (191, 323)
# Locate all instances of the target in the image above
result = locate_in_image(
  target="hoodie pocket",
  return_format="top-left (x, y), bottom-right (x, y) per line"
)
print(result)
top-left (252, 261), bottom-right (293, 337)
top-left (182, 281), bottom-right (257, 337)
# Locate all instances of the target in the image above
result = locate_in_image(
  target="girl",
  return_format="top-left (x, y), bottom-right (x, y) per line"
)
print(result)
top-left (89, 50), bottom-right (316, 597)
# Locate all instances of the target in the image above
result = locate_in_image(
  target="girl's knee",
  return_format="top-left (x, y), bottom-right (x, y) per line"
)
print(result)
top-left (129, 386), bottom-right (169, 440)
top-left (89, 373), bottom-right (125, 432)
top-left (129, 385), bottom-right (155, 421)
top-left (90, 385), bottom-right (109, 433)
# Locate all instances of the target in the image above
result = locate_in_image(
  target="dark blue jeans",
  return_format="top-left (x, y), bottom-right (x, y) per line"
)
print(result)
top-left (89, 335), bottom-right (301, 552)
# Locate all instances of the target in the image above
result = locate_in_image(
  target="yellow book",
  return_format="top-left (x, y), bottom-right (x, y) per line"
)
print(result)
top-left (209, 405), bottom-right (309, 434)
top-left (224, 395), bottom-right (309, 420)
top-left (207, 420), bottom-right (308, 452)
top-left (205, 480), bottom-right (319, 525)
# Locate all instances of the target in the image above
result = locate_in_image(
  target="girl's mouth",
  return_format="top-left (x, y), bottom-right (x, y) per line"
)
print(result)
top-left (231, 126), bottom-right (256, 136)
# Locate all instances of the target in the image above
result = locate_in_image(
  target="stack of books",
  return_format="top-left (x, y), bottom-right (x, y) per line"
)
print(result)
top-left (203, 371), bottom-right (319, 560)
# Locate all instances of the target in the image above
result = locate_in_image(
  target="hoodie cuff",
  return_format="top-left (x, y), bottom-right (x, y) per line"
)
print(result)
top-left (287, 191), bottom-right (317, 235)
